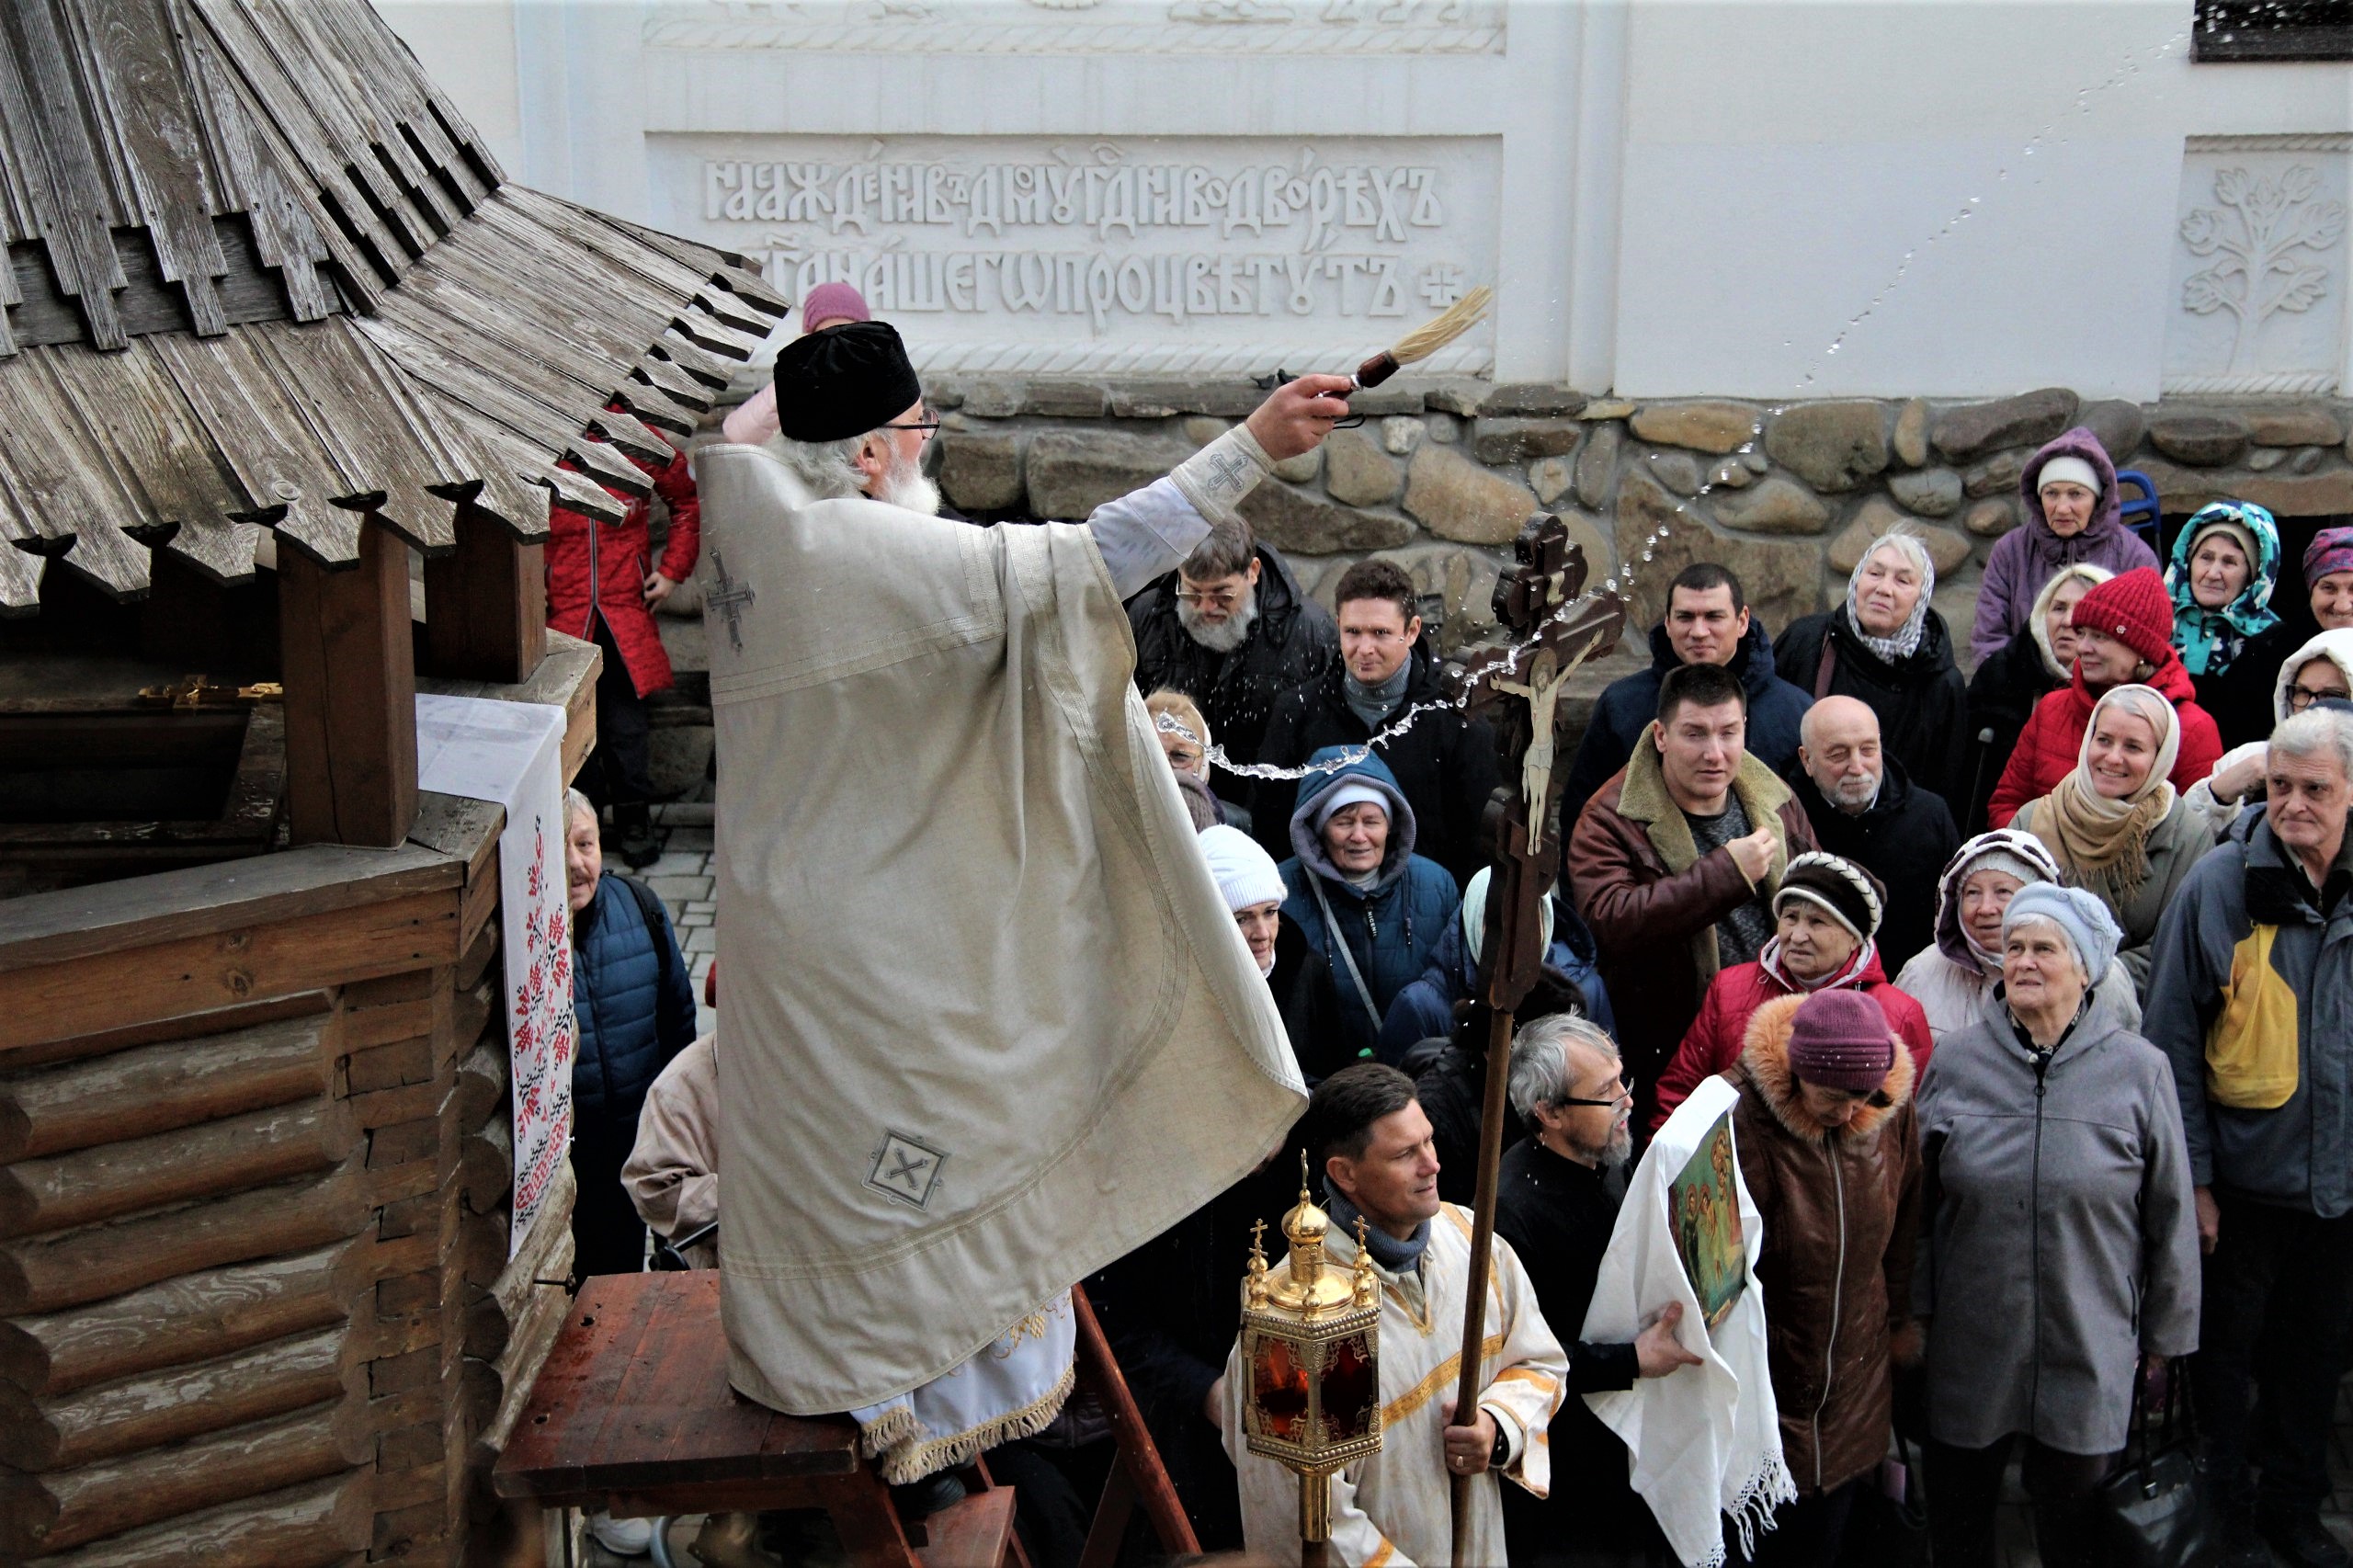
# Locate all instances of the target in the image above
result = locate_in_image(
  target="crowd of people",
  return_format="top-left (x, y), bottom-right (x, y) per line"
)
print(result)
top-left (1090, 420), bottom-right (2353, 1568)
top-left (548, 297), bottom-right (2353, 1568)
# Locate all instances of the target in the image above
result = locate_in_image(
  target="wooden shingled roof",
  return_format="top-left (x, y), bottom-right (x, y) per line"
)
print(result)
top-left (0, 0), bottom-right (790, 614)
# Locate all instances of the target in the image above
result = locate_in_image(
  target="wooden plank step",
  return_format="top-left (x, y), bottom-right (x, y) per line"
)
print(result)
top-left (915, 1484), bottom-right (1017, 1568)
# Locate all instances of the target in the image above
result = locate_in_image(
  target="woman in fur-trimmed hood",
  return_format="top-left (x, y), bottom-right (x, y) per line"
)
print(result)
top-left (1726, 989), bottom-right (1922, 1551)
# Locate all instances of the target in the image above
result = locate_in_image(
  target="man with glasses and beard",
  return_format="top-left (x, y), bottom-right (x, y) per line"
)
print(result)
top-left (1496, 1015), bottom-right (1702, 1566)
top-left (1125, 516), bottom-right (1336, 773)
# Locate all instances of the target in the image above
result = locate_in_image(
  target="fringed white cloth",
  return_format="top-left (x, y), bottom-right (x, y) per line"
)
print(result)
top-left (1583, 1077), bottom-right (1793, 1568)
top-left (852, 1292), bottom-right (1077, 1484)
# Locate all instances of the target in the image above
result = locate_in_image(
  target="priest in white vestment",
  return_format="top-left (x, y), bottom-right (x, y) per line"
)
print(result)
top-left (699, 321), bottom-right (1351, 1487)
top-left (1222, 1063), bottom-right (1568, 1566)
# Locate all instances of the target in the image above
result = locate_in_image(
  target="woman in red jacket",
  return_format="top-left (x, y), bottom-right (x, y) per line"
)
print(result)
top-left (546, 424), bottom-right (700, 868)
top-left (1652, 851), bottom-right (1932, 1130)
top-left (1986, 566), bottom-right (2222, 827)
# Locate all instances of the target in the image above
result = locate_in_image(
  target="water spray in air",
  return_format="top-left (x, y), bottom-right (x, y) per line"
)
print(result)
top-left (1200, 23), bottom-right (2188, 790)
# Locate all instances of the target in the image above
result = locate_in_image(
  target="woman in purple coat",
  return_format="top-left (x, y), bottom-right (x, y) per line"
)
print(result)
top-left (1969, 428), bottom-right (2161, 665)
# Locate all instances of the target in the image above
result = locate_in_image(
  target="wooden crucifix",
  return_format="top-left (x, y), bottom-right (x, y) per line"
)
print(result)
top-left (1443, 515), bottom-right (1626, 1562)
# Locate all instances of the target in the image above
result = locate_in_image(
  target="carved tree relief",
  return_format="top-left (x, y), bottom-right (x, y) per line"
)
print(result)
top-left (2181, 165), bottom-right (2348, 372)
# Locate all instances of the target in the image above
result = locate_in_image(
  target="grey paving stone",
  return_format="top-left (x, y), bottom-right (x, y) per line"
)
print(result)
top-left (645, 875), bottom-right (714, 903)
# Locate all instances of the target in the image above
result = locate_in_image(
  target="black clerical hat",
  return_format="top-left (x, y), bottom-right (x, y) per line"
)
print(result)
top-left (770, 320), bottom-right (923, 443)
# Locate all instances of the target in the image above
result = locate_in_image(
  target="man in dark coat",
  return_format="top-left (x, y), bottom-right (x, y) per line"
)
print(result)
top-left (1559, 562), bottom-right (1813, 834)
top-left (564, 790), bottom-right (698, 1279)
top-left (1783, 696), bottom-right (1960, 973)
top-left (1495, 1013), bottom-right (1698, 1565)
top-left (1254, 557), bottom-right (1502, 887)
top-left (1127, 517), bottom-right (1336, 770)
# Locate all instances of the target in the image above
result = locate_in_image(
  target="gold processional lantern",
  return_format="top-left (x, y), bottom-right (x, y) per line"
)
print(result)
top-left (1240, 1161), bottom-right (1384, 1568)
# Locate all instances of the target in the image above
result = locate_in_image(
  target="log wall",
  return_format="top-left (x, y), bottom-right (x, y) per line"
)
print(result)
top-left (0, 642), bottom-right (597, 1566)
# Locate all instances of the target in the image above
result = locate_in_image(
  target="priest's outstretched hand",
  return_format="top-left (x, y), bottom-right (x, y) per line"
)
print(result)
top-left (1245, 373), bottom-right (1355, 460)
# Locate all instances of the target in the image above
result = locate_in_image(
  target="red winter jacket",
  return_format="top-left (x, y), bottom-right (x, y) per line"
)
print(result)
top-left (1984, 653), bottom-right (2222, 828)
top-left (546, 434), bottom-right (701, 699)
top-left (1650, 949), bottom-right (1933, 1131)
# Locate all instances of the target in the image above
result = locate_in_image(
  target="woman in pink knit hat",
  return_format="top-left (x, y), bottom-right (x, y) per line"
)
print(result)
top-left (1722, 986), bottom-right (1921, 1564)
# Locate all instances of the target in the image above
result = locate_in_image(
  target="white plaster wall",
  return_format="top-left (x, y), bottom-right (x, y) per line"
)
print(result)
top-left (1612, 1), bottom-right (2353, 402)
top-left (376, 0), bottom-right (2353, 399)
top-left (377, 0), bottom-right (526, 176)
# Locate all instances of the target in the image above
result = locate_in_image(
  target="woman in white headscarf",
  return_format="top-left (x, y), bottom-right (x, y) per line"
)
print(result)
top-left (2006, 683), bottom-right (2219, 995)
top-left (1774, 529), bottom-right (1972, 801)
top-left (2185, 625), bottom-right (2353, 828)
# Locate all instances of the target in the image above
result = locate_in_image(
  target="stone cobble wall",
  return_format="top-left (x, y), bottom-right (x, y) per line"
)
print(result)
top-left (922, 378), bottom-right (2353, 660)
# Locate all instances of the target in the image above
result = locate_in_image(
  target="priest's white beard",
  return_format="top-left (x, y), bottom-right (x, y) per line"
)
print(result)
top-left (876, 443), bottom-right (942, 517)
top-left (760, 430), bottom-right (942, 517)
top-left (1176, 586), bottom-right (1258, 653)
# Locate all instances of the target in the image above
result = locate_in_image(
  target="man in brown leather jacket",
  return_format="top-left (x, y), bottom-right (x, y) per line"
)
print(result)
top-left (1567, 661), bottom-right (1817, 1125)
top-left (1728, 989), bottom-right (1923, 1567)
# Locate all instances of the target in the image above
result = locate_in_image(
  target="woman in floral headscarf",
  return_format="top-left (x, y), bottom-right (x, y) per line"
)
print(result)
top-left (2167, 500), bottom-right (2296, 748)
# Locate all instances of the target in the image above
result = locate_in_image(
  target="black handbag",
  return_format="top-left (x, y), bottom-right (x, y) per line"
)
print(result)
top-left (2094, 1357), bottom-right (2222, 1568)
top-left (1837, 1432), bottom-right (1929, 1568)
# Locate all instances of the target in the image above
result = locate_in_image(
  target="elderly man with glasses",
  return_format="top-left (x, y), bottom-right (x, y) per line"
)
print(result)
top-left (1125, 512), bottom-right (1336, 773)
top-left (1495, 1014), bottom-right (1700, 1565)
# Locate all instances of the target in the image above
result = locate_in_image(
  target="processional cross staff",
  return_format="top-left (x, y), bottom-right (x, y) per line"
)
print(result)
top-left (1445, 515), bottom-right (1625, 1562)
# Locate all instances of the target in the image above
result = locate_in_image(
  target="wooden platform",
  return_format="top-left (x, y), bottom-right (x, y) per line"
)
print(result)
top-left (494, 1270), bottom-right (1017, 1568)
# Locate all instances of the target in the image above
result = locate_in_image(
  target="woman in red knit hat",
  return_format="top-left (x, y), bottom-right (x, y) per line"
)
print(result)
top-left (1985, 566), bottom-right (2223, 826)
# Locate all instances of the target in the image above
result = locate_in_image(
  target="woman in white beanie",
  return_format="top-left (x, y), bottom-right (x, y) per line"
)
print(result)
top-left (1198, 824), bottom-right (1347, 1083)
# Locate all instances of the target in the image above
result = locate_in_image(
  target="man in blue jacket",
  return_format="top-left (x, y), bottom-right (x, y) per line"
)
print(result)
top-left (2144, 709), bottom-right (2353, 1568)
top-left (564, 789), bottom-right (698, 1281)
top-left (1558, 562), bottom-right (1813, 835)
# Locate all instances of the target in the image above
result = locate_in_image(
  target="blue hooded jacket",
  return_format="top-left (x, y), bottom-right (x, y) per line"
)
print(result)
top-left (1375, 889), bottom-right (1616, 1063)
top-left (571, 872), bottom-right (698, 1142)
top-left (1278, 748), bottom-right (1461, 1057)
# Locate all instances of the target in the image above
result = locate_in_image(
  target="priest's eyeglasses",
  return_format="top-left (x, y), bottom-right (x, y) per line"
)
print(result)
top-left (1553, 1075), bottom-right (1631, 1109)
top-left (1176, 586), bottom-right (1247, 609)
top-left (881, 408), bottom-right (943, 439)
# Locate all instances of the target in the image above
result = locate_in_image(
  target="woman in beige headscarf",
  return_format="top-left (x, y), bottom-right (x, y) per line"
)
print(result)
top-left (2007, 684), bottom-right (2219, 995)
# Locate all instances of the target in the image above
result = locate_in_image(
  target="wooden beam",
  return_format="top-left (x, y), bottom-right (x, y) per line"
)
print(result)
top-left (422, 502), bottom-right (545, 684)
top-left (278, 521), bottom-right (417, 847)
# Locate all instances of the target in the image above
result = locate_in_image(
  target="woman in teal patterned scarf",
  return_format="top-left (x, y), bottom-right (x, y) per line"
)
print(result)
top-left (2166, 500), bottom-right (2295, 748)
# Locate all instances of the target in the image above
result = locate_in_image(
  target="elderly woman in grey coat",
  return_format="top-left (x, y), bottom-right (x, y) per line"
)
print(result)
top-left (1914, 884), bottom-right (2200, 1568)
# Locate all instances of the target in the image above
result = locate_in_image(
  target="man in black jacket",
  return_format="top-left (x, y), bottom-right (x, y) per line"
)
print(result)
top-left (1253, 557), bottom-right (1501, 886)
top-left (1781, 696), bottom-right (1959, 973)
top-left (1557, 563), bottom-right (1815, 835)
top-left (1127, 517), bottom-right (1336, 771)
top-left (1495, 1013), bottom-right (1698, 1565)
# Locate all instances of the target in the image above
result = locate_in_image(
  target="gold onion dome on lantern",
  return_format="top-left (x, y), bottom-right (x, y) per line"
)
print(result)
top-left (1259, 1165), bottom-right (1369, 1319)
